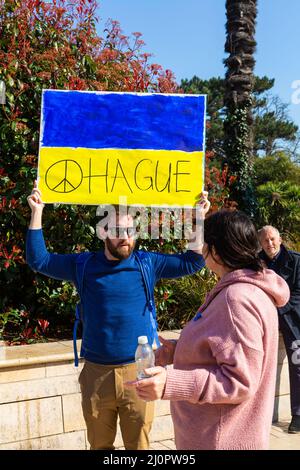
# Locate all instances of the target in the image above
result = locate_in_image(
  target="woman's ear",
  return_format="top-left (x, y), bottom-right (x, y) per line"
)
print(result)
top-left (211, 246), bottom-right (222, 265)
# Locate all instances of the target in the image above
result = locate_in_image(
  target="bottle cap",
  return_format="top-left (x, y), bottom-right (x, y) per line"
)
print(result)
top-left (138, 336), bottom-right (148, 345)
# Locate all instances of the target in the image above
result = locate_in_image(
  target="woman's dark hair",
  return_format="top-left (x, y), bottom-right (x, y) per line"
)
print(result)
top-left (204, 210), bottom-right (263, 272)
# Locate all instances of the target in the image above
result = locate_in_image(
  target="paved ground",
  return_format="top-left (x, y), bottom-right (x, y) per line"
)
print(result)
top-left (147, 420), bottom-right (300, 450)
top-left (270, 420), bottom-right (300, 450)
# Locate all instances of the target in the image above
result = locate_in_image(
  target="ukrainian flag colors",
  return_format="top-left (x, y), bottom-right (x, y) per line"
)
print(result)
top-left (38, 90), bottom-right (206, 206)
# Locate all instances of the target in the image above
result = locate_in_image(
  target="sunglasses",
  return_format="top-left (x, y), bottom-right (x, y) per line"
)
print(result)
top-left (106, 226), bottom-right (136, 238)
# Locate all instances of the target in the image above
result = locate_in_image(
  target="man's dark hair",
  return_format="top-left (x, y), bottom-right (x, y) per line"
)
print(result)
top-left (204, 210), bottom-right (264, 272)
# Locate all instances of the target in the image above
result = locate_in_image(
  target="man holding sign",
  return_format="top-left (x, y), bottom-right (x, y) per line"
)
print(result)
top-left (27, 185), bottom-right (209, 450)
top-left (26, 90), bottom-right (208, 450)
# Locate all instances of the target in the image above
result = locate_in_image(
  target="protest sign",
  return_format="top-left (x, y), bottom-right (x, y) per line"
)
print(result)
top-left (38, 90), bottom-right (206, 206)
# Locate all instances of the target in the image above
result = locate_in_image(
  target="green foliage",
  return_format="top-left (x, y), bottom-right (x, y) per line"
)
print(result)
top-left (0, 307), bottom-right (50, 344)
top-left (255, 154), bottom-right (300, 249)
top-left (223, 103), bottom-right (258, 216)
top-left (254, 152), bottom-right (300, 186)
top-left (181, 73), bottom-right (300, 219)
top-left (3, 2), bottom-right (298, 343)
top-left (253, 76), bottom-right (275, 97)
top-left (253, 97), bottom-right (298, 156)
top-left (256, 181), bottom-right (300, 238)
top-left (0, 0), bottom-right (178, 342)
top-left (155, 284), bottom-right (178, 317)
top-left (181, 75), bottom-right (299, 160)
top-left (155, 268), bottom-right (217, 331)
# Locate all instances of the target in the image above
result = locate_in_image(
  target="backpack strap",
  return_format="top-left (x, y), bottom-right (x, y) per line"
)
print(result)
top-left (135, 251), bottom-right (160, 348)
top-left (73, 252), bottom-right (94, 366)
top-left (73, 250), bottom-right (160, 366)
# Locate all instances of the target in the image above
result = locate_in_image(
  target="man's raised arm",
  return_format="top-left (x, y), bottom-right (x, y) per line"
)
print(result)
top-left (27, 180), bottom-right (44, 229)
top-left (26, 181), bottom-right (77, 282)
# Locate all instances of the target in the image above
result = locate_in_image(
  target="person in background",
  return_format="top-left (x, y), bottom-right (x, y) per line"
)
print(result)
top-left (258, 225), bottom-right (300, 434)
top-left (26, 181), bottom-right (210, 450)
top-left (126, 211), bottom-right (290, 450)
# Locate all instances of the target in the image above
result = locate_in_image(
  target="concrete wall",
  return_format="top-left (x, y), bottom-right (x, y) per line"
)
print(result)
top-left (273, 333), bottom-right (290, 423)
top-left (0, 332), bottom-right (289, 450)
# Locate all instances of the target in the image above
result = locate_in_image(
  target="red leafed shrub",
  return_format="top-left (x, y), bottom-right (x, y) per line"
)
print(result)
top-left (0, 0), bottom-right (179, 342)
top-left (0, 1), bottom-right (226, 341)
top-left (205, 151), bottom-right (236, 212)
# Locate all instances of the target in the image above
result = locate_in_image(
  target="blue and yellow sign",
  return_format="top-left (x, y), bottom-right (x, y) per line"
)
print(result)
top-left (38, 90), bottom-right (206, 206)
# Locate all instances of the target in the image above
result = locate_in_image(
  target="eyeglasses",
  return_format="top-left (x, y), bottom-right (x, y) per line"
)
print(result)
top-left (106, 226), bottom-right (136, 238)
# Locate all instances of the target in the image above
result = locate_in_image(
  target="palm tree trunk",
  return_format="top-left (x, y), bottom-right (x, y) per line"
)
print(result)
top-left (224, 0), bottom-right (258, 215)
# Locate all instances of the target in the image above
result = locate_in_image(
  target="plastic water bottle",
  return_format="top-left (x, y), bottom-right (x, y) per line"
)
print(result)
top-left (135, 335), bottom-right (155, 380)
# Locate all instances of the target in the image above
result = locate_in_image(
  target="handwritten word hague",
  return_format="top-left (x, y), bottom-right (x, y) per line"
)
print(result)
top-left (45, 158), bottom-right (192, 195)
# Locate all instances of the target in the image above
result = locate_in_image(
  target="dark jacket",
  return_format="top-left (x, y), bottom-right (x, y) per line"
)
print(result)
top-left (260, 245), bottom-right (300, 339)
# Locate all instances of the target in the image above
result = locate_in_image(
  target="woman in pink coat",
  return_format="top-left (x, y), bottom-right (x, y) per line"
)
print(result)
top-left (126, 210), bottom-right (290, 450)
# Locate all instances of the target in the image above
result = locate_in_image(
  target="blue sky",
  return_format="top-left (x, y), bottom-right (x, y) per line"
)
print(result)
top-left (97, 0), bottom-right (300, 130)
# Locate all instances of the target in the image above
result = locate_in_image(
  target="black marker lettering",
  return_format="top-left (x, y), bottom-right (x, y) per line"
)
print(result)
top-left (111, 159), bottom-right (133, 193)
top-left (154, 161), bottom-right (171, 192)
top-left (174, 160), bottom-right (191, 192)
top-left (83, 158), bottom-right (109, 193)
top-left (134, 159), bottom-right (154, 191)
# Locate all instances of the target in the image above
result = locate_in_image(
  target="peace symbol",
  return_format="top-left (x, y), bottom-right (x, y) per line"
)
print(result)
top-left (45, 160), bottom-right (83, 193)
